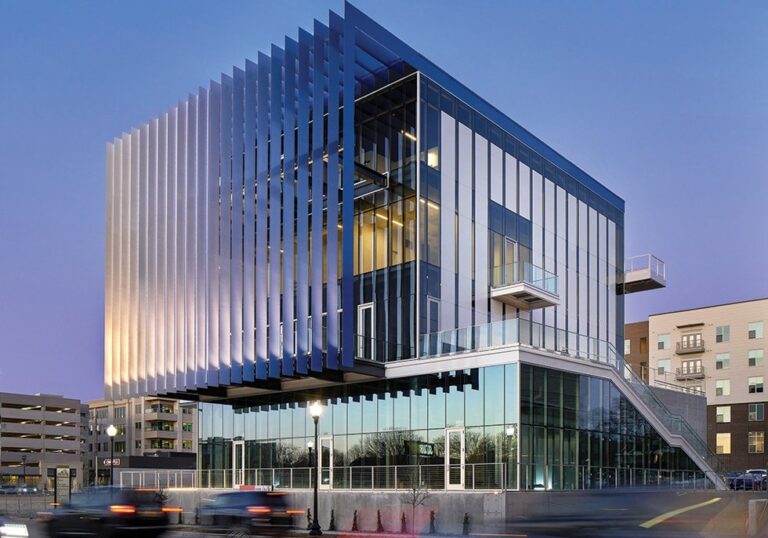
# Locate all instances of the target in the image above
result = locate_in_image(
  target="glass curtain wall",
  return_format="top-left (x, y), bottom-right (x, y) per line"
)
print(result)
top-left (417, 76), bottom-right (625, 363)
top-left (199, 362), bottom-right (706, 490)
top-left (351, 75), bottom-right (419, 361)
top-left (199, 363), bottom-right (519, 489)
top-left (519, 364), bottom-right (701, 490)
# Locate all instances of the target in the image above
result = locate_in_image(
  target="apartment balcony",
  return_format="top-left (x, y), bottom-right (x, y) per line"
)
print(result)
top-left (676, 340), bottom-right (705, 355)
top-left (676, 367), bottom-right (706, 381)
top-left (490, 262), bottom-right (559, 310)
top-left (144, 430), bottom-right (177, 440)
top-left (623, 254), bottom-right (666, 293)
top-left (144, 412), bottom-right (177, 422)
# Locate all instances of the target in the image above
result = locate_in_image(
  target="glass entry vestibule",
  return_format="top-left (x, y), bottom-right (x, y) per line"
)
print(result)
top-left (445, 427), bottom-right (465, 489)
top-left (232, 440), bottom-right (245, 487)
top-left (319, 435), bottom-right (333, 489)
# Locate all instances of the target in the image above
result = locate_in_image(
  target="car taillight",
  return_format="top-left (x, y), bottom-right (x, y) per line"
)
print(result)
top-left (109, 505), bottom-right (136, 514)
top-left (246, 506), bottom-right (271, 514)
top-left (162, 507), bottom-right (183, 513)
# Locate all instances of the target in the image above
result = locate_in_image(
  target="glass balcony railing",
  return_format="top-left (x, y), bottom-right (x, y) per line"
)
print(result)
top-left (417, 318), bottom-right (616, 367)
top-left (491, 262), bottom-right (558, 295)
top-left (625, 254), bottom-right (666, 282)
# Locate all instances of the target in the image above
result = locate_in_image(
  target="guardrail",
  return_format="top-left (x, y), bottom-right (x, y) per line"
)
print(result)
top-left (417, 317), bottom-right (617, 368)
top-left (120, 463), bottom-right (716, 491)
top-left (491, 262), bottom-right (558, 295)
top-left (625, 254), bottom-right (666, 281)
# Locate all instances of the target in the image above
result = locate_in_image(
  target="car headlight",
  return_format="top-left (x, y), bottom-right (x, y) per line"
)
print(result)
top-left (0, 524), bottom-right (29, 538)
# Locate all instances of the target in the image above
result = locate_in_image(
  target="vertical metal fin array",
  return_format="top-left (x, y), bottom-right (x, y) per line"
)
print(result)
top-left (268, 46), bottom-right (284, 378)
top-left (231, 68), bottom-right (244, 385)
top-left (295, 28), bottom-right (312, 376)
top-left (244, 60), bottom-right (257, 383)
top-left (207, 82), bottom-right (221, 388)
top-left (282, 37), bottom-right (298, 376)
top-left (341, 12), bottom-right (356, 369)
top-left (219, 75), bottom-right (233, 387)
top-left (105, 8), bottom-right (359, 397)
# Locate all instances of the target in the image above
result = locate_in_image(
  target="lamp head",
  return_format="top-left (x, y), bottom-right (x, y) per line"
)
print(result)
top-left (309, 401), bottom-right (323, 419)
top-left (106, 424), bottom-right (118, 437)
top-left (307, 440), bottom-right (314, 449)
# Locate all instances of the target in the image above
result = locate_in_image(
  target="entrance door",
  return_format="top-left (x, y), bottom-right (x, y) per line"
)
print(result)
top-left (319, 436), bottom-right (333, 489)
top-left (445, 428), bottom-right (465, 490)
top-left (232, 440), bottom-right (245, 488)
top-left (357, 303), bottom-right (375, 360)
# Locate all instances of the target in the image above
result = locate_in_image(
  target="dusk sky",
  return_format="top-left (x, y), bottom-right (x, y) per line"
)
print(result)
top-left (1, 0), bottom-right (765, 402)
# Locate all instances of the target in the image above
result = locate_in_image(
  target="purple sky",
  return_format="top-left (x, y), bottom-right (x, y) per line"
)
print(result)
top-left (0, 1), bottom-right (766, 401)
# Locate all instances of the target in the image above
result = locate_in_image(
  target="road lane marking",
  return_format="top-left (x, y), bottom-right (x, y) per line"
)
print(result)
top-left (639, 497), bottom-right (721, 529)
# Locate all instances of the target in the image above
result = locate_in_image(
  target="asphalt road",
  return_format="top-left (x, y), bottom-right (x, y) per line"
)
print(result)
top-left (10, 491), bottom-right (767, 538)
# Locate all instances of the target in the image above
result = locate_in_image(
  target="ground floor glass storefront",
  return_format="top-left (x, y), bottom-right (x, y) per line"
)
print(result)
top-left (199, 362), bottom-right (711, 490)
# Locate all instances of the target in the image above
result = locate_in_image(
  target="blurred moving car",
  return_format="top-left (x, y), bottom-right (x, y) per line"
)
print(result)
top-left (197, 490), bottom-right (302, 535)
top-left (43, 487), bottom-right (175, 537)
top-left (0, 514), bottom-right (29, 537)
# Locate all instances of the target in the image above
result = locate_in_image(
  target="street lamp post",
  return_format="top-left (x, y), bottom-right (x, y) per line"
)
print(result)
top-left (21, 454), bottom-right (27, 491)
top-left (308, 401), bottom-right (323, 536)
top-left (106, 424), bottom-right (117, 487)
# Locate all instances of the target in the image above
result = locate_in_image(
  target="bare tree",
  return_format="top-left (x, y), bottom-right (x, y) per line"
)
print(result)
top-left (400, 481), bottom-right (431, 534)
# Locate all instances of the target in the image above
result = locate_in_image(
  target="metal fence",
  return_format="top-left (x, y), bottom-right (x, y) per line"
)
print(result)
top-left (121, 463), bottom-right (717, 491)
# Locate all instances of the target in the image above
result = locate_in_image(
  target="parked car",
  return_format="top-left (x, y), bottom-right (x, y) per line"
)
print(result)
top-left (0, 485), bottom-right (18, 495)
top-left (731, 472), bottom-right (767, 491)
top-left (197, 490), bottom-right (301, 535)
top-left (43, 487), bottom-right (174, 537)
top-left (726, 471), bottom-right (742, 489)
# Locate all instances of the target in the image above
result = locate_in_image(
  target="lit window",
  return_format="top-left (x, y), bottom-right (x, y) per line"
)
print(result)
top-left (715, 353), bottom-right (730, 370)
top-left (716, 433), bottom-right (731, 454)
top-left (715, 380), bottom-right (731, 397)
top-left (716, 325), bottom-right (730, 343)
top-left (624, 339), bottom-right (631, 355)
top-left (749, 321), bottom-right (764, 339)
top-left (716, 406), bottom-right (731, 423)
top-left (749, 350), bottom-right (764, 368)
top-left (749, 403), bottom-right (764, 422)
top-left (426, 148), bottom-right (439, 169)
top-left (749, 432), bottom-right (765, 454)
top-left (749, 377), bottom-right (764, 394)
top-left (657, 334), bottom-right (671, 350)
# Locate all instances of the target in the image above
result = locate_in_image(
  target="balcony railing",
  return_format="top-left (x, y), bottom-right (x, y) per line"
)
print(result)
top-left (675, 366), bottom-right (705, 381)
top-left (120, 465), bottom-right (717, 491)
top-left (676, 340), bottom-right (705, 355)
top-left (623, 254), bottom-right (666, 293)
top-left (417, 317), bottom-right (617, 367)
top-left (490, 262), bottom-right (559, 309)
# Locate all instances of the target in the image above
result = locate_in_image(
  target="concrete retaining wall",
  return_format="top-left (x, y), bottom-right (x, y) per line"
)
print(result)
top-left (166, 489), bottom-right (504, 534)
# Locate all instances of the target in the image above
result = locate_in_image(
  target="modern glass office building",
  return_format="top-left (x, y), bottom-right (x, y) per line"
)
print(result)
top-left (105, 3), bottom-right (723, 490)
